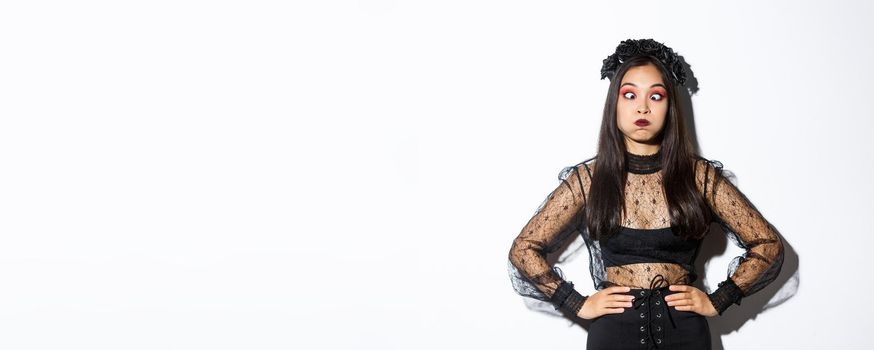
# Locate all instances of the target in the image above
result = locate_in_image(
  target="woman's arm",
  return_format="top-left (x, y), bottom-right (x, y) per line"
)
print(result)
top-left (508, 164), bottom-right (590, 315)
top-left (695, 159), bottom-right (786, 316)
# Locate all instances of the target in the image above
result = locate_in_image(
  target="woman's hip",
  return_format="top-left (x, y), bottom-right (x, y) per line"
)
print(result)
top-left (586, 286), bottom-right (711, 350)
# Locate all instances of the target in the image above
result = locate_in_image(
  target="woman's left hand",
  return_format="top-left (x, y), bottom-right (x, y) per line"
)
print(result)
top-left (665, 285), bottom-right (718, 317)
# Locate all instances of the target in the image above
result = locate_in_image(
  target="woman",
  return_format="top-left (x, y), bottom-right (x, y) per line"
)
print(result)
top-left (507, 39), bottom-right (785, 349)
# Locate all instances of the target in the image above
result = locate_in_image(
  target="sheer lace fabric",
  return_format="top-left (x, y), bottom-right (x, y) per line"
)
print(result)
top-left (506, 161), bottom-right (589, 303)
top-left (696, 159), bottom-right (785, 311)
top-left (507, 154), bottom-right (785, 317)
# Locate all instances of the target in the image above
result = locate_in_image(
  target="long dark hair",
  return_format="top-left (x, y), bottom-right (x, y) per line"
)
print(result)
top-left (586, 55), bottom-right (712, 241)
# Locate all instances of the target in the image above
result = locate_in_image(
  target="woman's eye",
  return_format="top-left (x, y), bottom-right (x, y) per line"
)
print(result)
top-left (651, 93), bottom-right (664, 101)
top-left (623, 92), bottom-right (635, 99)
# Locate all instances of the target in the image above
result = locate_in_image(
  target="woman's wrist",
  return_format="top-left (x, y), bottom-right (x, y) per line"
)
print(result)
top-left (707, 278), bottom-right (744, 316)
top-left (551, 281), bottom-right (588, 316)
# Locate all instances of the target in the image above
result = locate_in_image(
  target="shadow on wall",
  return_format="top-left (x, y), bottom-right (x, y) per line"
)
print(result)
top-left (696, 221), bottom-right (799, 349)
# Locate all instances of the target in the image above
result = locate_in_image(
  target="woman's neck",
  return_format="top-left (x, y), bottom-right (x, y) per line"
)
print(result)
top-left (624, 141), bottom-right (661, 156)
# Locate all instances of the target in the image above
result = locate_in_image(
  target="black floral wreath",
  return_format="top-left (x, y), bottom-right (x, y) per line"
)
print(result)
top-left (600, 38), bottom-right (687, 86)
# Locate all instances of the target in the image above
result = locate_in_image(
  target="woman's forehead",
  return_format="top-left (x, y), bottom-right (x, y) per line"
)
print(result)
top-left (620, 65), bottom-right (665, 87)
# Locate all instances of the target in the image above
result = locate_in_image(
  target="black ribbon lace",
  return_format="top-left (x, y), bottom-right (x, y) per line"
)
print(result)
top-left (632, 274), bottom-right (677, 348)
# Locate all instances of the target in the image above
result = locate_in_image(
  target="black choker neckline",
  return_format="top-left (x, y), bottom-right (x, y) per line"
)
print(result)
top-left (625, 149), bottom-right (663, 174)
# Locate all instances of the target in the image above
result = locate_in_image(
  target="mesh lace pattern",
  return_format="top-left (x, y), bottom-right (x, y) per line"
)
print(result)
top-left (507, 154), bottom-right (785, 318)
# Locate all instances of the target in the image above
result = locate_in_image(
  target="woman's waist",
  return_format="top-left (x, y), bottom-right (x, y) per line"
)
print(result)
top-left (605, 263), bottom-right (695, 289)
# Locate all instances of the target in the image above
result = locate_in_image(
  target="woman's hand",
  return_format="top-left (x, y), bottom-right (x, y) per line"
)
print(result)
top-left (666, 285), bottom-right (718, 317)
top-left (576, 286), bottom-right (635, 320)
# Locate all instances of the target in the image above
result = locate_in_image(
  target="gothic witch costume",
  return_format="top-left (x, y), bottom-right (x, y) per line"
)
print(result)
top-left (506, 39), bottom-right (785, 349)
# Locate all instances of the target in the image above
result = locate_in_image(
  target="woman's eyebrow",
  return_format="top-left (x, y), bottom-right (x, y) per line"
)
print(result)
top-left (620, 82), bottom-right (667, 89)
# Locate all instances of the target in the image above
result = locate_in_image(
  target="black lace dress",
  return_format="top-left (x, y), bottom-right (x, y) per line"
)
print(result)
top-left (507, 150), bottom-right (785, 349)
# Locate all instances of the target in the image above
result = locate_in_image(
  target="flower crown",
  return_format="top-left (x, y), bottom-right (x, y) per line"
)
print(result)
top-left (600, 38), bottom-right (687, 86)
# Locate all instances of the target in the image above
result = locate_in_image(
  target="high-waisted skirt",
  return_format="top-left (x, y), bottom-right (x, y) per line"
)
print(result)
top-left (586, 285), bottom-right (711, 350)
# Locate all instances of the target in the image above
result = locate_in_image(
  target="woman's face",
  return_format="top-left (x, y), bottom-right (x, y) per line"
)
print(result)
top-left (616, 63), bottom-right (668, 149)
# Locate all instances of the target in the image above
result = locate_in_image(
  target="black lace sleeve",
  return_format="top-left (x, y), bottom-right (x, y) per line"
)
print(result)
top-left (696, 159), bottom-right (786, 316)
top-left (508, 164), bottom-right (590, 317)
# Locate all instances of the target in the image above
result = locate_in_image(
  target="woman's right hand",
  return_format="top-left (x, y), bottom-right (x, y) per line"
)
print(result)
top-left (576, 286), bottom-right (634, 320)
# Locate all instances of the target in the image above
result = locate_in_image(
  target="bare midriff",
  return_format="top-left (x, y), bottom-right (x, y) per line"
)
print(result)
top-left (605, 262), bottom-right (691, 289)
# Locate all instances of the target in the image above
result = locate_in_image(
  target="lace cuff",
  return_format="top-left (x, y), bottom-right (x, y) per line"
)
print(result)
top-left (707, 278), bottom-right (744, 316)
top-left (550, 281), bottom-right (588, 316)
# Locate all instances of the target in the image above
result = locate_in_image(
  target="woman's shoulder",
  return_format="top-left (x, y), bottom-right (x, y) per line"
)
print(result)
top-left (692, 154), bottom-right (723, 167)
top-left (690, 155), bottom-right (730, 197)
top-left (691, 154), bottom-right (725, 177)
top-left (558, 155), bottom-right (597, 182)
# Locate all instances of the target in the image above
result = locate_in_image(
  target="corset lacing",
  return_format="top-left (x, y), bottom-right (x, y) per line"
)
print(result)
top-left (631, 274), bottom-right (677, 348)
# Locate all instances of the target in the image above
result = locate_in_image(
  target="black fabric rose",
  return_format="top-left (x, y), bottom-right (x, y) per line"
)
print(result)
top-left (600, 38), bottom-right (687, 87)
top-left (600, 54), bottom-right (620, 80)
top-left (615, 41), bottom-right (639, 61)
top-left (640, 39), bottom-right (661, 53)
top-left (671, 60), bottom-right (687, 85)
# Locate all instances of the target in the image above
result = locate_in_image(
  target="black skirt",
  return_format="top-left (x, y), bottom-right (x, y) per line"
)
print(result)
top-left (586, 286), bottom-right (711, 350)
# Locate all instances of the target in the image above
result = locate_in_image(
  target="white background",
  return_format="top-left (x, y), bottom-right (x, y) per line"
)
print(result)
top-left (0, 0), bottom-right (869, 349)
